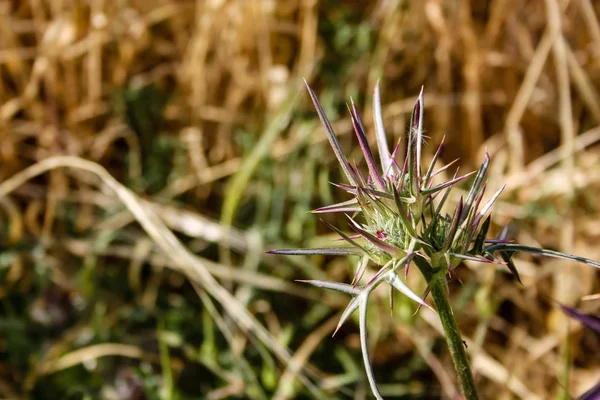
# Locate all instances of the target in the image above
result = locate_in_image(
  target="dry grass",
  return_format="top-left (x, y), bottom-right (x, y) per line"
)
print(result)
top-left (0, 0), bottom-right (599, 399)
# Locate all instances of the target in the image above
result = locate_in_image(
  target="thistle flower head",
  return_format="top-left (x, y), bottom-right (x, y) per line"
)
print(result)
top-left (268, 81), bottom-right (600, 399)
top-left (274, 82), bottom-right (513, 279)
top-left (268, 82), bottom-right (510, 398)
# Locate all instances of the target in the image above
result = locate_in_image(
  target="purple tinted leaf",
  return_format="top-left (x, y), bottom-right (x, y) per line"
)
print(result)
top-left (580, 382), bottom-right (600, 400)
top-left (267, 247), bottom-right (362, 256)
top-left (348, 161), bottom-right (367, 187)
top-left (558, 305), bottom-right (600, 400)
top-left (421, 171), bottom-right (476, 196)
top-left (383, 138), bottom-right (403, 177)
top-left (321, 219), bottom-right (371, 256)
top-left (350, 100), bottom-right (367, 132)
top-left (429, 158), bottom-right (459, 180)
top-left (331, 183), bottom-right (393, 200)
top-left (396, 243), bottom-right (417, 278)
top-left (330, 182), bottom-right (358, 194)
top-left (362, 187), bottom-right (393, 199)
top-left (558, 303), bottom-right (600, 334)
top-left (349, 101), bottom-right (385, 190)
top-left (392, 137), bottom-right (404, 163)
top-left (312, 198), bottom-right (361, 214)
top-left (367, 259), bottom-right (395, 285)
top-left (304, 80), bottom-right (356, 185)
top-left (390, 137), bottom-right (402, 161)
top-left (400, 149), bottom-right (410, 188)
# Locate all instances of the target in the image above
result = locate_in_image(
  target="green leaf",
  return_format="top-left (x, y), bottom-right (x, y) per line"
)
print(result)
top-left (267, 248), bottom-right (362, 256)
top-left (386, 271), bottom-right (433, 311)
top-left (423, 136), bottom-right (445, 187)
top-left (392, 184), bottom-right (418, 238)
top-left (333, 296), bottom-right (361, 336)
top-left (296, 280), bottom-right (360, 295)
top-left (358, 294), bottom-right (383, 400)
top-left (471, 215), bottom-right (492, 255)
top-left (459, 153), bottom-right (490, 225)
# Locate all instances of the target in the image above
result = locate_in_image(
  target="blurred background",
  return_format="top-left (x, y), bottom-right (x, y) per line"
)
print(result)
top-left (0, 0), bottom-right (599, 399)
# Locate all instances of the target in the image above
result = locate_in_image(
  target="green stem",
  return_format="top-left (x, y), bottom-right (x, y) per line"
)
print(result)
top-left (430, 279), bottom-right (479, 400)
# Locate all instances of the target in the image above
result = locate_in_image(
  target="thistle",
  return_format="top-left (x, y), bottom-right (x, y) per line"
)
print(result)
top-left (269, 81), bottom-right (600, 399)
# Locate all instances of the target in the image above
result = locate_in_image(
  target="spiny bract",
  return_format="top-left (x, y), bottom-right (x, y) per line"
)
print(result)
top-left (268, 81), bottom-right (600, 399)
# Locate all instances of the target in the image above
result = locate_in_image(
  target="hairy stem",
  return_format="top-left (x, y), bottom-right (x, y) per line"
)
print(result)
top-left (430, 278), bottom-right (479, 399)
